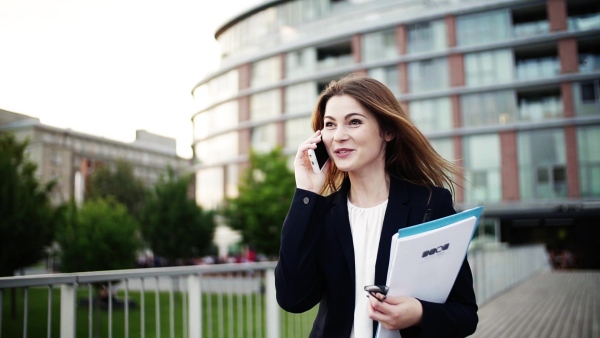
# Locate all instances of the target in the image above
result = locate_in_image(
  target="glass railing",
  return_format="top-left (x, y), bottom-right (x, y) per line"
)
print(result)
top-left (579, 53), bottom-right (600, 74)
top-left (516, 57), bottom-right (560, 81)
top-left (315, 54), bottom-right (354, 71)
top-left (568, 13), bottom-right (600, 32)
top-left (518, 97), bottom-right (563, 121)
top-left (513, 20), bottom-right (549, 38)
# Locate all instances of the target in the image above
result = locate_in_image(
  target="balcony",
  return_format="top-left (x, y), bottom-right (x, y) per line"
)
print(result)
top-left (568, 13), bottom-right (600, 32)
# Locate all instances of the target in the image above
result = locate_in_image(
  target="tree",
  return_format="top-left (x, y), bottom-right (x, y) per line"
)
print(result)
top-left (57, 197), bottom-right (141, 273)
top-left (221, 147), bottom-right (296, 257)
top-left (141, 169), bottom-right (215, 265)
top-left (0, 133), bottom-right (58, 277)
top-left (86, 161), bottom-right (147, 220)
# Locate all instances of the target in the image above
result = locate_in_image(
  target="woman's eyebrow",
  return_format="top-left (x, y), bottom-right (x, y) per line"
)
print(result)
top-left (324, 112), bottom-right (366, 120)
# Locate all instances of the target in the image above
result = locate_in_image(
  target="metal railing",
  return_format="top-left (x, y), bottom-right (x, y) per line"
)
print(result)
top-left (0, 262), bottom-right (316, 338)
top-left (0, 245), bottom-right (550, 338)
top-left (469, 244), bottom-right (551, 304)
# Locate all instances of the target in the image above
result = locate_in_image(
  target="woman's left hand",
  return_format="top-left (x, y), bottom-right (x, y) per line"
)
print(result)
top-left (367, 293), bottom-right (423, 331)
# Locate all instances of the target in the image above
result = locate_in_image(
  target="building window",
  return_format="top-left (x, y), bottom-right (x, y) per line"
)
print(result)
top-left (465, 49), bottom-right (514, 87)
top-left (226, 164), bottom-right (239, 199)
top-left (518, 129), bottom-right (567, 199)
top-left (578, 39), bottom-right (600, 74)
top-left (578, 125), bottom-right (600, 197)
top-left (316, 39), bottom-right (353, 71)
top-left (577, 126), bottom-right (600, 198)
top-left (515, 45), bottom-right (559, 81)
top-left (206, 69), bottom-right (239, 104)
top-left (285, 82), bottom-right (317, 114)
top-left (429, 138), bottom-right (455, 162)
top-left (251, 123), bottom-right (278, 153)
top-left (461, 90), bottom-right (517, 127)
top-left (285, 117), bottom-right (312, 150)
top-left (192, 101), bottom-right (238, 141)
top-left (285, 48), bottom-right (317, 79)
top-left (408, 57), bottom-right (448, 93)
top-left (192, 84), bottom-right (210, 111)
top-left (472, 217), bottom-right (499, 247)
top-left (362, 28), bottom-right (397, 62)
top-left (581, 82), bottom-right (597, 102)
top-left (406, 19), bottom-right (446, 54)
top-left (250, 90), bottom-right (281, 121)
top-left (50, 150), bottom-right (62, 165)
top-left (517, 88), bottom-right (562, 122)
top-left (512, 5), bottom-right (549, 38)
top-left (369, 66), bottom-right (400, 96)
top-left (567, 1), bottom-right (600, 32)
top-left (456, 9), bottom-right (511, 47)
top-left (463, 134), bottom-right (502, 203)
top-left (251, 56), bottom-right (282, 88)
top-left (410, 97), bottom-right (452, 133)
top-left (573, 79), bottom-right (600, 116)
top-left (196, 167), bottom-right (224, 210)
top-left (195, 132), bottom-right (238, 166)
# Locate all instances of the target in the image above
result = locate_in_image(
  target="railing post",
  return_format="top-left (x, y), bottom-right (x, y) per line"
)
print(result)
top-left (188, 274), bottom-right (202, 338)
top-left (60, 283), bottom-right (76, 338)
top-left (266, 268), bottom-right (279, 338)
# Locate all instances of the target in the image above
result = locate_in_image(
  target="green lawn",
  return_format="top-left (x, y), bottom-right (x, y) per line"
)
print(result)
top-left (1, 287), bottom-right (317, 338)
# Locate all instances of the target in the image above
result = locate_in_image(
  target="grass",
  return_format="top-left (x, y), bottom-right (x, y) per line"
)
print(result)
top-left (1, 287), bottom-right (317, 338)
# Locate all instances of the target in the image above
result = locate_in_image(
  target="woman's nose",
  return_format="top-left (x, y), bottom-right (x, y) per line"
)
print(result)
top-left (333, 126), bottom-right (348, 142)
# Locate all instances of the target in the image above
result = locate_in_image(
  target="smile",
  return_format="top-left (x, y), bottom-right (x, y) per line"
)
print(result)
top-left (335, 148), bottom-right (354, 156)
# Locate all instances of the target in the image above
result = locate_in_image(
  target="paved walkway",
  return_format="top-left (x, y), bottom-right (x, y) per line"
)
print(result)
top-left (471, 271), bottom-right (600, 338)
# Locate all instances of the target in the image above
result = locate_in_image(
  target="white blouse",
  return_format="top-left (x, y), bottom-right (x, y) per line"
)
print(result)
top-left (348, 198), bottom-right (388, 338)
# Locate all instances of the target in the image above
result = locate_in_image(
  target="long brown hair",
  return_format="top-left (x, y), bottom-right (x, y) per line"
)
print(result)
top-left (311, 74), bottom-right (459, 196)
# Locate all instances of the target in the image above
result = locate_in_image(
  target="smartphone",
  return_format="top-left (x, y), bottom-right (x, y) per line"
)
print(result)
top-left (364, 285), bottom-right (389, 300)
top-left (307, 138), bottom-right (329, 174)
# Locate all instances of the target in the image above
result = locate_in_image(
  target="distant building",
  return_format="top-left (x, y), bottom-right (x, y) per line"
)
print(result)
top-left (0, 109), bottom-right (191, 206)
top-left (191, 0), bottom-right (600, 267)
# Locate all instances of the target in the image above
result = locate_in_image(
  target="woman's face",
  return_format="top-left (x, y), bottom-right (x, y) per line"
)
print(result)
top-left (321, 95), bottom-right (391, 176)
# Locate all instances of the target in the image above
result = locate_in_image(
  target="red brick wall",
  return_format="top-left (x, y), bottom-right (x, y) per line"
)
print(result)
top-left (453, 135), bottom-right (465, 203)
top-left (500, 131), bottom-right (520, 201)
top-left (399, 63), bottom-right (409, 93)
top-left (558, 38), bottom-right (579, 74)
top-left (565, 126), bottom-right (581, 198)
top-left (561, 82), bottom-right (575, 118)
top-left (448, 54), bottom-right (465, 87)
top-left (547, 0), bottom-right (567, 32)
top-left (445, 15), bottom-right (457, 47)
top-left (352, 34), bottom-right (362, 64)
top-left (238, 64), bottom-right (251, 90)
top-left (396, 24), bottom-right (407, 55)
top-left (451, 95), bottom-right (461, 128)
top-left (238, 96), bottom-right (250, 156)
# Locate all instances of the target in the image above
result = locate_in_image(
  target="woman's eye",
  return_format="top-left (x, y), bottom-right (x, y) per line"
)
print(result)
top-left (349, 119), bottom-right (362, 126)
top-left (325, 122), bottom-right (335, 128)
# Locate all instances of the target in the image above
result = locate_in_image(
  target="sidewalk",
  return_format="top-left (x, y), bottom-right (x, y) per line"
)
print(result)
top-left (471, 271), bottom-right (600, 338)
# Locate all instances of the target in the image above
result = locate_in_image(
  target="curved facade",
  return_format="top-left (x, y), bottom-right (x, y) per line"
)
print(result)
top-left (192, 0), bottom-right (600, 266)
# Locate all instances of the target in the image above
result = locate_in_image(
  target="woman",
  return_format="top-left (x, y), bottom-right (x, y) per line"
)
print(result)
top-left (275, 74), bottom-right (478, 337)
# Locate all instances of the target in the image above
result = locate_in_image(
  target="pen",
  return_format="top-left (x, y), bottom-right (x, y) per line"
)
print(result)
top-left (422, 209), bottom-right (432, 222)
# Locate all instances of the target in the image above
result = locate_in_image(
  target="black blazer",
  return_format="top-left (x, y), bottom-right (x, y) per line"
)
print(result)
top-left (275, 176), bottom-right (478, 338)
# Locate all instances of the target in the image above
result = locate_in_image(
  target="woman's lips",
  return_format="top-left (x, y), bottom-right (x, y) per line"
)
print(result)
top-left (334, 148), bottom-right (353, 158)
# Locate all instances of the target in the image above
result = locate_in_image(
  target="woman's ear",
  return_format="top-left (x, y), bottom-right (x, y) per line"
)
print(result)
top-left (384, 131), bottom-right (395, 142)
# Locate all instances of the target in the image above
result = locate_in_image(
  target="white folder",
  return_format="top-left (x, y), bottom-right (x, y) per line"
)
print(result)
top-left (375, 206), bottom-right (483, 338)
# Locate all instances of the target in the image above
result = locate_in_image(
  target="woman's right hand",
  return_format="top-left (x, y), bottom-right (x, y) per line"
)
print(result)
top-left (294, 131), bottom-right (329, 194)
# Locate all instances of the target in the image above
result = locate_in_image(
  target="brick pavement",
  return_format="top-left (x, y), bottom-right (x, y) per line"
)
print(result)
top-left (471, 271), bottom-right (600, 338)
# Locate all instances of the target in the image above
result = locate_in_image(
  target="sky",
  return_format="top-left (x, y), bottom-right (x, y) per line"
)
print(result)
top-left (0, 0), bottom-right (263, 159)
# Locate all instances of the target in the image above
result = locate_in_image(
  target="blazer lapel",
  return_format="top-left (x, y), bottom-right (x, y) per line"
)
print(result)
top-left (374, 177), bottom-right (409, 286)
top-left (331, 179), bottom-right (356, 290)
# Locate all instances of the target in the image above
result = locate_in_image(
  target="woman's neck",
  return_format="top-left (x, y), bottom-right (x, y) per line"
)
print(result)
top-left (348, 172), bottom-right (390, 208)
